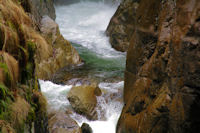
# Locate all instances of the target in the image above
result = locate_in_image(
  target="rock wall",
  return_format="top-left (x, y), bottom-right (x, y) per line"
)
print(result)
top-left (20, 0), bottom-right (81, 79)
top-left (35, 15), bottom-right (81, 79)
top-left (117, 0), bottom-right (200, 132)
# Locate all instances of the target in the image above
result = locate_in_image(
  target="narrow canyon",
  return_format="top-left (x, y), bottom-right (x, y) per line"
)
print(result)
top-left (0, 0), bottom-right (199, 133)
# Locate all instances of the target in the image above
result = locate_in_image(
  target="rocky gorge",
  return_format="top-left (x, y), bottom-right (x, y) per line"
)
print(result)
top-left (0, 0), bottom-right (200, 133)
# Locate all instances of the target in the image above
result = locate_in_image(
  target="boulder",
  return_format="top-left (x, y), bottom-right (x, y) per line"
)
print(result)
top-left (48, 112), bottom-right (81, 133)
top-left (67, 85), bottom-right (102, 120)
top-left (81, 123), bottom-right (93, 133)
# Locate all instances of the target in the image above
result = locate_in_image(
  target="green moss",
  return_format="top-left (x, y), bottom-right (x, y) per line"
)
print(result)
top-left (0, 63), bottom-right (9, 74)
top-left (27, 107), bottom-right (36, 122)
top-left (6, 21), bottom-right (16, 31)
top-left (18, 45), bottom-right (28, 59)
top-left (27, 40), bottom-right (36, 61)
top-left (0, 84), bottom-right (8, 100)
top-left (0, 62), bottom-right (11, 88)
top-left (0, 84), bottom-right (14, 120)
top-left (0, 96), bottom-right (12, 121)
top-left (34, 77), bottom-right (39, 90)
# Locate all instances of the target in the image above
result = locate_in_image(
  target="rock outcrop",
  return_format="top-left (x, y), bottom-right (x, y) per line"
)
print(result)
top-left (67, 84), bottom-right (102, 120)
top-left (21, 0), bottom-right (56, 24)
top-left (106, 0), bottom-right (140, 52)
top-left (35, 16), bottom-right (81, 79)
top-left (19, 0), bottom-right (81, 80)
top-left (117, 0), bottom-right (200, 133)
top-left (21, 0), bottom-right (81, 80)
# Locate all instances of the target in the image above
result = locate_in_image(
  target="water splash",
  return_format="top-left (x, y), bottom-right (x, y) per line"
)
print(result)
top-left (40, 80), bottom-right (124, 133)
top-left (55, 1), bottom-right (124, 58)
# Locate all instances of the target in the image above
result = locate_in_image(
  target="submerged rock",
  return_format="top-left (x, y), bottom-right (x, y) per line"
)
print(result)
top-left (81, 123), bottom-right (93, 133)
top-left (117, 0), bottom-right (200, 133)
top-left (67, 84), bottom-right (102, 120)
top-left (48, 112), bottom-right (81, 133)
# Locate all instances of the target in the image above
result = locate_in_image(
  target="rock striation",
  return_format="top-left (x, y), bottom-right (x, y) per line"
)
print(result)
top-left (117, 0), bottom-right (200, 133)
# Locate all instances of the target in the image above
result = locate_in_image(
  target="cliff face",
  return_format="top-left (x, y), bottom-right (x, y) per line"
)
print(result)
top-left (117, 0), bottom-right (200, 132)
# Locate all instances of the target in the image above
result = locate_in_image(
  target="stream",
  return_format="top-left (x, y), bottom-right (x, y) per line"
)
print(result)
top-left (40, 0), bottom-right (125, 132)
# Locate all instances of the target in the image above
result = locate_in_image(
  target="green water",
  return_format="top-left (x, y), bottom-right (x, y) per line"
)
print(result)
top-left (71, 43), bottom-right (126, 81)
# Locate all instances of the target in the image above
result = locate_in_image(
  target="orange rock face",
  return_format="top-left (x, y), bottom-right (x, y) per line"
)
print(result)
top-left (117, 0), bottom-right (200, 132)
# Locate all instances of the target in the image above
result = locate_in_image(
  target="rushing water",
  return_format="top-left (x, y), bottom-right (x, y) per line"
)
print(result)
top-left (40, 80), bottom-right (124, 133)
top-left (40, 0), bottom-right (125, 133)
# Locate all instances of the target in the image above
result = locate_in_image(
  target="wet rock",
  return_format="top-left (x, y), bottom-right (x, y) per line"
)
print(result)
top-left (81, 123), bottom-right (93, 133)
top-left (35, 16), bottom-right (81, 79)
top-left (67, 84), bottom-right (102, 120)
top-left (48, 112), bottom-right (81, 133)
top-left (40, 16), bottom-right (58, 44)
top-left (117, 0), bottom-right (200, 133)
top-left (20, 0), bottom-right (55, 25)
top-left (106, 0), bottom-right (140, 52)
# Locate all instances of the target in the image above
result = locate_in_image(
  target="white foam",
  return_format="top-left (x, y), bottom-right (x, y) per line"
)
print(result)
top-left (55, 1), bottom-right (124, 58)
top-left (40, 80), bottom-right (124, 133)
top-left (39, 80), bottom-right (72, 111)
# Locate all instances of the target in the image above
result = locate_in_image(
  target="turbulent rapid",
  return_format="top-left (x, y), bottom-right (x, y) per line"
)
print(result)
top-left (40, 80), bottom-right (124, 133)
top-left (40, 0), bottom-right (125, 133)
top-left (55, 0), bottom-right (124, 58)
